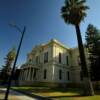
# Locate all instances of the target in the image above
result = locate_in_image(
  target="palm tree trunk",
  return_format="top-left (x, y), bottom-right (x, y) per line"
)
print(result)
top-left (75, 24), bottom-right (94, 96)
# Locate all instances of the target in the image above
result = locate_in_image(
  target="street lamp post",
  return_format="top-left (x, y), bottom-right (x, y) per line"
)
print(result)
top-left (4, 25), bottom-right (26, 100)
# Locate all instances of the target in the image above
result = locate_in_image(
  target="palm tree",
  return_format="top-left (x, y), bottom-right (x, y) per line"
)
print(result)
top-left (61, 0), bottom-right (94, 95)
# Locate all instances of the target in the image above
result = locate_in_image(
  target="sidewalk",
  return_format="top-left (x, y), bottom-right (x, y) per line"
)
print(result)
top-left (0, 88), bottom-right (37, 100)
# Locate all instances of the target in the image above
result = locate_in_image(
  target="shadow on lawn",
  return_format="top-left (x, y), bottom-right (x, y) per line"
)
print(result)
top-left (48, 90), bottom-right (100, 99)
top-left (48, 95), bottom-right (85, 99)
top-left (22, 87), bottom-right (82, 94)
top-left (2, 86), bottom-right (100, 100)
top-left (15, 87), bottom-right (83, 99)
top-left (12, 89), bottom-right (82, 100)
top-left (13, 87), bottom-right (100, 100)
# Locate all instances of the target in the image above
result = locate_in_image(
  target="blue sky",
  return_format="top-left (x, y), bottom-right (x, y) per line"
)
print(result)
top-left (0, 0), bottom-right (100, 68)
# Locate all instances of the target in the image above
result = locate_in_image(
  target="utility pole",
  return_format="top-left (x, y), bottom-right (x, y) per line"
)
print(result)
top-left (4, 25), bottom-right (26, 100)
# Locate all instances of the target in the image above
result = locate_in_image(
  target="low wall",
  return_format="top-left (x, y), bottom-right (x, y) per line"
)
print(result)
top-left (18, 80), bottom-right (83, 88)
top-left (19, 80), bottom-right (68, 87)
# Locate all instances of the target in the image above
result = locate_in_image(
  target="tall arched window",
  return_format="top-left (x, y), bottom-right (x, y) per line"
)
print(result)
top-left (59, 53), bottom-right (61, 63)
top-left (67, 71), bottom-right (70, 80)
top-left (59, 69), bottom-right (62, 80)
top-left (33, 69), bottom-right (37, 79)
top-left (44, 69), bottom-right (47, 79)
top-left (44, 52), bottom-right (48, 63)
top-left (66, 56), bottom-right (69, 65)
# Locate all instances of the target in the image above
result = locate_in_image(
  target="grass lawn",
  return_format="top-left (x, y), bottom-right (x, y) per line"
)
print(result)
top-left (11, 86), bottom-right (100, 100)
top-left (58, 95), bottom-right (100, 100)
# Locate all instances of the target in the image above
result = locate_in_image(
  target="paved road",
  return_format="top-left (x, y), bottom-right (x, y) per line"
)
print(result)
top-left (0, 88), bottom-right (37, 100)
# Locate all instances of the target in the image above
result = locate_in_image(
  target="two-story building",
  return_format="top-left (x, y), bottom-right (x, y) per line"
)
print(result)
top-left (19, 39), bottom-right (89, 87)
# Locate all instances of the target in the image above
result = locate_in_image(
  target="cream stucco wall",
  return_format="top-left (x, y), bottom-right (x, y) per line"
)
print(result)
top-left (19, 39), bottom-right (89, 86)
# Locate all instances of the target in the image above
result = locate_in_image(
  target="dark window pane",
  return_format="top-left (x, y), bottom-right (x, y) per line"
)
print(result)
top-left (59, 53), bottom-right (61, 63)
top-left (66, 56), bottom-right (69, 65)
top-left (44, 52), bottom-right (48, 63)
top-left (67, 71), bottom-right (70, 80)
top-left (44, 69), bottom-right (47, 79)
top-left (59, 69), bottom-right (62, 80)
top-left (33, 69), bottom-right (37, 78)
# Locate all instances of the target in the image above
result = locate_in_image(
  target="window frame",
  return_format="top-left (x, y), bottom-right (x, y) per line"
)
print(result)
top-left (44, 52), bottom-right (48, 63)
top-left (66, 56), bottom-right (69, 66)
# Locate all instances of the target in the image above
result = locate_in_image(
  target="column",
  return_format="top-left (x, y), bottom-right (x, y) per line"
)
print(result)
top-left (28, 67), bottom-right (31, 80)
top-left (23, 69), bottom-right (25, 80)
top-left (30, 67), bottom-right (33, 80)
top-left (19, 70), bottom-right (22, 80)
top-left (27, 68), bottom-right (29, 80)
top-left (29, 68), bottom-right (32, 80)
top-left (32, 68), bottom-right (34, 81)
top-left (24, 69), bottom-right (27, 81)
top-left (25, 68), bottom-right (28, 80)
top-left (21, 70), bottom-right (24, 80)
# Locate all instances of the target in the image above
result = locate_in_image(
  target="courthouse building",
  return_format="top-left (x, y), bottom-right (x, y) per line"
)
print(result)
top-left (19, 39), bottom-right (89, 87)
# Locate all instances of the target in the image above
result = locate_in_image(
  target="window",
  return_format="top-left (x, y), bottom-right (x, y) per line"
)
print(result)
top-left (66, 56), bottom-right (69, 65)
top-left (36, 56), bottom-right (39, 64)
top-left (33, 69), bottom-right (37, 78)
top-left (67, 71), bottom-right (70, 80)
top-left (59, 70), bottom-right (62, 80)
top-left (44, 52), bottom-right (48, 63)
top-left (80, 71), bottom-right (83, 81)
top-left (44, 69), bottom-right (47, 79)
top-left (59, 53), bottom-right (61, 63)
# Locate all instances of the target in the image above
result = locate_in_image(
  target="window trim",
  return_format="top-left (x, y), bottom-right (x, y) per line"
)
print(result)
top-left (44, 52), bottom-right (48, 63)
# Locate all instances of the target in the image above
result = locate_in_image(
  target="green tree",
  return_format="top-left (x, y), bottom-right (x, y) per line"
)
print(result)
top-left (61, 0), bottom-right (94, 95)
top-left (1, 48), bottom-right (16, 83)
top-left (85, 24), bottom-right (100, 81)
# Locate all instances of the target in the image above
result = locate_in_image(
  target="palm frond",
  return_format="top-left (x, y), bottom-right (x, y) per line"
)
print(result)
top-left (65, 0), bottom-right (70, 7)
top-left (79, 5), bottom-right (89, 10)
top-left (76, 0), bottom-right (86, 5)
top-left (61, 0), bottom-right (89, 25)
